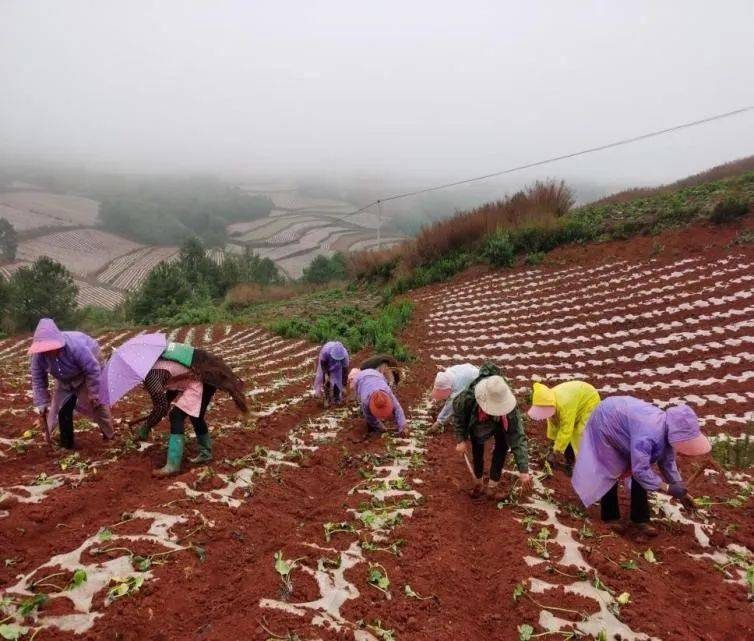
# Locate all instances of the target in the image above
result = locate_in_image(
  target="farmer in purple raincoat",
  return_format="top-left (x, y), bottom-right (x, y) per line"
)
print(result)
top-left (572, 396), bottom-right (711, 537)
top-left (352, 368), bottom-right (407, 437)
top-left (29, 318), bottom-right (113, 449)
top-left (313, 341), bottom-right (349, 407)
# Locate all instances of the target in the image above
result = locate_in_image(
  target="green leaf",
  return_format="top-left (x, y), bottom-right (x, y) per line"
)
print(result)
top-left (620, 559), bottom-right (638, 570)
top-left (68, 568), bottom-right (87, 589)
top-left (536, 527), bottom-right (551, 541)
top-left (274, 552), bottom-right (291, 577)
top-left (643, 549), bottom-right (657, 564)
top-left (0, 624), bottom-right (30, 640)
top-left (597, 630), bottom-right (608, 641)
top-left (18, 593), bottom-right (46, 616)
top-left (404, 584), bottom-right (419, 598)
top-left (617, 591), bottom-right (631, 606)
top-left (512, 583), bottom-right (527, 602)
top-left (368, 566), bottom-right (390, 591)
top-left (192, 545), bottom-right (206, 562)
top-left (518, 623), bottom-right (534, 641)
top-left (97, 529), bottom-right (113, 542)
top-left (134, 556), bottom-right (152, 572)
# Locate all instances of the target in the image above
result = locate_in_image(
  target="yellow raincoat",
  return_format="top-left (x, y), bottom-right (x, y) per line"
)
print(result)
top-left (536, 381), bottom-right (600, 454)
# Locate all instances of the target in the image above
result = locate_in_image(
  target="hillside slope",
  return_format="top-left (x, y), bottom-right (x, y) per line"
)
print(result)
top-left (0, 219), bottom-right (752, 640)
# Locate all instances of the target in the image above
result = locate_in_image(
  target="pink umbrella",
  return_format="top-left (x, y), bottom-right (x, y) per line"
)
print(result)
top-left (101, 333), bottom-right (167, 406)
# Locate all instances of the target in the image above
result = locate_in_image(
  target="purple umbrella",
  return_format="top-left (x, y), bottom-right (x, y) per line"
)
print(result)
top-left (101, 332), bottom-right (167, 406)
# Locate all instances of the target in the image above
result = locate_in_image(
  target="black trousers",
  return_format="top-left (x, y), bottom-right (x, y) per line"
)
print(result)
top-left (169, 385), bottom-right (216, 436)
top-left (471, 428), bottom-right (509, 482)
top-left (58, 394), bottom-right (78, 450)
top-left (600, 478), bottom-right (650, 523)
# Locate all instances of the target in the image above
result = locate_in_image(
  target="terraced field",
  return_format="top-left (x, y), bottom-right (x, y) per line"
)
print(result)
top-left (0, 192), bottom-right (100, 231)
top-left (0, 231), bottom-right (751, 640)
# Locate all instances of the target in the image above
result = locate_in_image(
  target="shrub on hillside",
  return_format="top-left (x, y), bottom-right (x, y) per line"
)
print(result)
top-left (0, 218), bottom-right (18, 261)
top-left (483, 229), bottom-right (515, 267)
top-left (524, 252), bottom-right (545, 266)
top-left (270, 300), bottom-right (413, 360)
top-left (710, 198), bottom-right (750, 225)
top-left (4, 257), bottom-right (78, 331)
top-left (302, 253), bottom-right (347, 284)
top-left (409, 180), bottom-right (573, 267)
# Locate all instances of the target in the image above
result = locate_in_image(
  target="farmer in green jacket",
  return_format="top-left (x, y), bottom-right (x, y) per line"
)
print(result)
top-left (454, 363), bottom-right (532, 499)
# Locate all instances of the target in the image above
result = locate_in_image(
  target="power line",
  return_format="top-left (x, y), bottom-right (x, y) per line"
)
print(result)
top-left (348, 104), bottom-right (754, 216)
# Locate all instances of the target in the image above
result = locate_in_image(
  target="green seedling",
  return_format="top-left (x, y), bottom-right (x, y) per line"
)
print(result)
top-left (527, 528), bottom-right (551, 560)
top-left (620, 560), bottom-right (638, 570)
top-left (364, 620), bottom-right (395, 641)
top-left (273, 552), bottom-right (305, 596)
top-left (578, 523), bottom-right (595, 540)
top-left (31, 473), bottom-right (54, 486)
top-left (512, 583), bottom-right (527, 602)
top-left (367, 564), bottom-right (390, 595)
top-left (617, 592), bottom-right (631, 606)
top-left (518, 624), bottom-right (534, 641)
top-left (107, 575), bottom-right (144, 600)
top-left (0, 623), bottom-right (31, 640)
top-left (97, 529), bottom-right (113, 542)
top-left (643, 549), bottom-right (658, 564)
top-left (323, 521), bottom-right (357, 542)
top-left (521, 516), bottom-right (536, 533)
top-left (66, 569), bottom-right (87, 591)
top-left (18, 594), bottom-right (47, 617)
top-left (404, 584), bottom-right (435, 601)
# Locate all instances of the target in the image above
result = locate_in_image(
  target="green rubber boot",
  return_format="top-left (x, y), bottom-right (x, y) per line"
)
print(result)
top-left (136, 423), bottom-right (151, 441)
top-left (153, 434), bottom-right (184, 477)
top-left (189, 433), bottom-right (213, 464)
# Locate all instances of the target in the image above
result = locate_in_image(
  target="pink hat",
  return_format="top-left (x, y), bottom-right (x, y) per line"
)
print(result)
top-left (431, 371), bottom-right (453, 400)
top-left (347, 368), bottom-right (361, 388)
top-left (666, 405), bottom-right (711, 456)
top-left (672, 434), bottom-right (711, 456)
top-left (528, 405), bottom-right (556, 420)
top-left (27, 318), bottom-right (65, 355)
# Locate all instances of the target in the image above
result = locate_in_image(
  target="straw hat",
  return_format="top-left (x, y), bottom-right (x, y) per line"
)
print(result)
top-left (474, 376), bottom-right (516, 416)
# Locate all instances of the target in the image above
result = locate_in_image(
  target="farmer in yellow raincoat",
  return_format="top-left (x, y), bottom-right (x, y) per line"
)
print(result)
top-left (527, 380), bottom-right (600, 476)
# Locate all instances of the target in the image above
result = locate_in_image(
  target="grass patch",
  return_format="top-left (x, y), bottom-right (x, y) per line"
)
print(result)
top-left (270, 299), bottom-right (413, 360)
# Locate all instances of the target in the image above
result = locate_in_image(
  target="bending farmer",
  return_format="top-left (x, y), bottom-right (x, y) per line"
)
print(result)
top-left (430, 363), bottom-right (479, 432)
top-left (453, 364), bottom-right (531, 499)
top-left (572, 396), bottom-right (710, 537)
top-left (29, 318), bottom-right (113, 449)
top-left (313, 341), bottom-right (349, 407)
top-left (528, 380), bottom-right (600, 475)
top-left (352, 368), bottom-right (406, 436)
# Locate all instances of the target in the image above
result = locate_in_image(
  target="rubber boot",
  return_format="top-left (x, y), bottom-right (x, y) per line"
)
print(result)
top-left (153, 434), bottom-right (184, 477)
top-left (136, 423), bottom-right (151, 441)
top-left (189, 433), bottom-right (213, 464)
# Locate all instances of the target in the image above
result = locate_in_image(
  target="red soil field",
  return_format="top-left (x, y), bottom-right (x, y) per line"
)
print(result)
top-left (0, 219), bottom-right (752, 641)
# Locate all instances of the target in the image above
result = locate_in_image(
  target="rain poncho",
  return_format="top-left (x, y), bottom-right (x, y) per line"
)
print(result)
top-left (436, 363), bottom-right (479, 424)
top-left (313, 341), bottom-right (349, 400)
top-left (30, 322), bottom-right (113, 440)
top-left (544, 381), bottom-right (600, 454)
top-left (572, 396), bottom-right (686, 507)
top-left (353, 369), bottom-right (406, 432)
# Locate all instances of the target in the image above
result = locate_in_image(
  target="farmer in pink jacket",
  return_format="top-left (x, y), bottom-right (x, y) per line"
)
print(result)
top-left (29, 318), bottom-right (113, 449)
top-left (352, 368), bottom-right (407, 437)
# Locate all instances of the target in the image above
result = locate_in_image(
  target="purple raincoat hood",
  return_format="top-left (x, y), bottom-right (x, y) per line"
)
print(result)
top-left (665, 405), bottom-right (702, 444)
top-left (28, 318), bottom-right (66, 354)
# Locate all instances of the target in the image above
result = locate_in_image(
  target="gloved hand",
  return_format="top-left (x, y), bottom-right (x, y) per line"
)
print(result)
top-left (667, 483), bottom-right (688, 499)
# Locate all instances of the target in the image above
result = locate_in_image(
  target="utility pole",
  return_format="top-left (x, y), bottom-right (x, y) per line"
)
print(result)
top-left (377, 199), bottom-right (383, 250)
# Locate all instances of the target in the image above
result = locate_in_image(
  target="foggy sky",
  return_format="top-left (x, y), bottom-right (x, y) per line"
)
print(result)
top-left (1, 0), bottom-right (753, 190)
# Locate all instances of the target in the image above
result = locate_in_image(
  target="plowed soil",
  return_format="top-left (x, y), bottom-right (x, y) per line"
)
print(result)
top-left (1, 219), bottom-right (753, 641)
